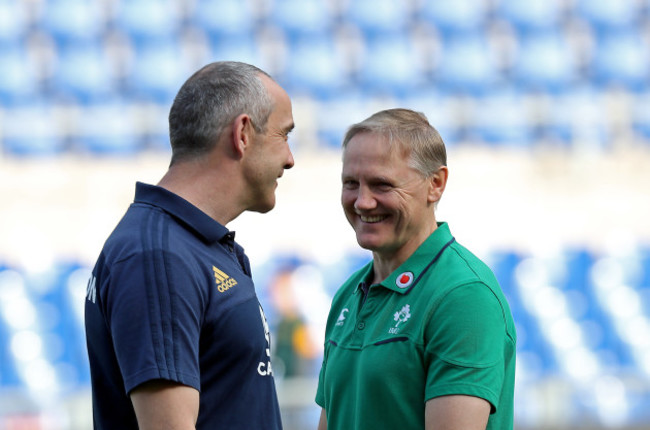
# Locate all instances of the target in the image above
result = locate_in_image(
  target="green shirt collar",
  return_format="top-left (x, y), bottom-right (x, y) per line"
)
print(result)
top-left (355, 222), bottom-right (456, 295)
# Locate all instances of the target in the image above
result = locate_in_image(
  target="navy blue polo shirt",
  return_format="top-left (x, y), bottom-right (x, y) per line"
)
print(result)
top-left (85, 182), bottom-right (282, 429)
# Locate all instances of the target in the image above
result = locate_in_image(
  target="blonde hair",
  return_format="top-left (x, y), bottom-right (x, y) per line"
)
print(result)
top-left (342, 108), bottom-right (447, 176)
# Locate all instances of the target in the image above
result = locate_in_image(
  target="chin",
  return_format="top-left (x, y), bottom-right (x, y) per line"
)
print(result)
top-left (355, 236), bottom-right (382, 252)
top-left (256, 203), bottom-right (275, 213)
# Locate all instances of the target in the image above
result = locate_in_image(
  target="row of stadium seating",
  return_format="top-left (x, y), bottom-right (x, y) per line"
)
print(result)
top-left (2, 86), bottom-right (650, 156)
top-left (3, 0), bottom-right (650, 44)
top-left (2, 246), bottom-right (650, 424)
top-left (2, 0), bottom-right (650, 156)
top-left (1, 7), bottom-right (649, 105)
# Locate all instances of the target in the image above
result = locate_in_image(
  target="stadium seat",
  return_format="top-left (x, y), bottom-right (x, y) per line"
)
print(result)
top-left (114, 0), bottom-right (182, 47)
top-left (512, 30), bottom-right (578, 93)
top-left (51, 42), bottom-right (117, 104)
top-left (0, 0), bottom-right (29, 46)
top-left (193, 0), bottom-right (256, 43)
top-left (631, 91), bottom-right (650, 140)
top-left (546, 85), bottom-right (609, 146)
top-left (125, 40), bottom-right (190, 104)
top-left (469, 88), bottom-right (535, 146)
top-left (590, 29), bottom-right (649, 92)
top-left (497, 0), bottom-right (564, 34)
top-left (270, 0), bottom-right (334, 41)
top-left (30, 263), bottom-right (90, 388)
top-left (0, 268), bottom-right (27, 387)
top-left (40, 0), bottom-right (105, 48)
top-left (573, 0), bottom-right (640, 32)
top-left (0, 45), bottom-right (40, 106)
top-left (1, 101), bottom-right (66, 156)
top-left (356, 34), bottom-right (425, 96)
top-left (343, 0), bottom-right (410, 38)
top-left (314, 92), bottom-right (368, 148)
top-left (399, 88), bottom-right (463, 147)
top-left (283, 35), bottom-right (350, 99)
top-left (435, 33), bottom-right (500, 96)
top-left (418, 0), bottom-right (489, 36)
top-left (75, 99), bottom-right (142, 155)
top-left (498, 251), bottom-right (558, 376)
top-left (207, 34), bottom-right (266, 70)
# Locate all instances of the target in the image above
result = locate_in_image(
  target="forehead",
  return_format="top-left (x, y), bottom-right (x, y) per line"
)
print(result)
top-left (262, 76), bottom-right (293, 126)
top-left (343, 132), bottom-right (409, 167)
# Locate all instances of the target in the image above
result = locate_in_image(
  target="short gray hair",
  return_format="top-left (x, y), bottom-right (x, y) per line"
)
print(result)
top-left (342, 108), bottom-right (447, 177)
top-left (168, 61), bottom-right (274, 165)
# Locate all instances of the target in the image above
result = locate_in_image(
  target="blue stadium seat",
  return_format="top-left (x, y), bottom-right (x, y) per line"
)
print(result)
top-left (207, 35), bottom-right (265, 69)
top-left (283, 35), bottom-right (350, 99)
top-left (114, 0), bottom-right (182, 47)
top-left (40, 0), bottom-right (105, 48)
top-left (1, 101), bottom-right (66, 156)
top-left (503, 276), bottom-right (558, 376)
top-left (548, 85), bottom-right (609, 147)
top-left (125, 40), bottom-right (190, 104)
top-left (399, 88), bottom-right (463, 147)
top-left (497, 0), bottom-right (564, 34)
top-left (0, 268), bottom-right (26, 387)
top-left (27, 263), bottom-right (90, 388)
top-left (0, 45), bottom-right (40, 106)
top-left (314, 92), bottom-right (367, 148)
top-left (631, 91), bottom-right (650, 139)
top-left (418, 0), bottom-right (488, 36)
top-left (357, 34), bottom-right (424, 96)
top-left (591, 29), bottom-right (649, 92)
top-left (270, 0), bottom-right (334, 40)
top-left (469, 88), bottom-right (534, 146)
top-left (51, 42), bottom-right (117, 104)
top-left (640, 246), bottom-right (650, 314)
top-left (573, 0), bottom-right (640, 32)
top-left (75, 99), bottom-right (142, 155)
top-left (435, 33), bottom-right (500, 96)
top-left (193, 0), bottom-right (256, 42)
top-left (0, 0), bottom-right (29, 46)
top-left (343, 0), bottom-right (410, 38)
top-left (512, 31), bottom-right (578, 93)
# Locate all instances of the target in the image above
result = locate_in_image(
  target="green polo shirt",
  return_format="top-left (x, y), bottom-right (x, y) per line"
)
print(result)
top-left (316, 222), bottom-right (516, 430)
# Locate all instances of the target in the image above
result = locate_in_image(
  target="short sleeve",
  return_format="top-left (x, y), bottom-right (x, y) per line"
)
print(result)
top-left (424, 282), bottom-right (507, 410)
top-left (102, 251), bottom-right (204, 394)
top-left (315, 339), bottom-right (329, 408)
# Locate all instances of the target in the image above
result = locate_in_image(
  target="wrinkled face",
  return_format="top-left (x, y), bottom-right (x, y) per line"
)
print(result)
top-left (245, 77), bottom-right (295, 213)
top-left (341, 132), bottom-right (438, 262)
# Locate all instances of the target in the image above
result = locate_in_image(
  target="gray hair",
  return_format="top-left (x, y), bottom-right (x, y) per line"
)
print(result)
top-left (342, 108), bottom-right (447, 177)
top-left (168, 61), bottom-right (274, 165)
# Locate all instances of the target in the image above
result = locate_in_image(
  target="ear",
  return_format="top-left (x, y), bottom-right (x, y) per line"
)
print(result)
top-left (427, 166), bottom-right (448, 204)
top-left (231, 113), bottom-right (255, 158)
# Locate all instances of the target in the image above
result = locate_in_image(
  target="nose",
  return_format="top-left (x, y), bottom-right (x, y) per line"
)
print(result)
top-left (284, 148), bottom-right (295, 170)
top-left (354, 185), bottom-right (376, 211)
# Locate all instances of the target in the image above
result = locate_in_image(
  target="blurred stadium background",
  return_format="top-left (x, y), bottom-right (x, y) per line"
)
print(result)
top-left (1, 0), bottom-right (650, 429)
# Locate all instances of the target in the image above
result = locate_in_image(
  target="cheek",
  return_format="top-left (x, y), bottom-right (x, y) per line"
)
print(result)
top-left (341, 190), bottom-right (355, 208)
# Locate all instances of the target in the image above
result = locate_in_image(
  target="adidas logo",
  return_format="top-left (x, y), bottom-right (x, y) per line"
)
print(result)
top-left (86, 275), bottom-right (97, 303)
top-left (213, 266), bottom-right (238, 293)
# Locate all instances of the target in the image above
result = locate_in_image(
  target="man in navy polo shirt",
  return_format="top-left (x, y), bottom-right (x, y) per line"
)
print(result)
top-left (85, 61), bottom-right (295, 429)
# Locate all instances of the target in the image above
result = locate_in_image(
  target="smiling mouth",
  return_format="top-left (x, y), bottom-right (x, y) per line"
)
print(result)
top-left (360, 215), bottom-right (387, 223)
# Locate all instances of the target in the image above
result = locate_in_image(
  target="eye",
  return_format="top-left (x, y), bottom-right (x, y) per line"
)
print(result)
top-left (342, 179), bottom-right (359, 190)
top-left (374, 182), bottom-right (393, 192)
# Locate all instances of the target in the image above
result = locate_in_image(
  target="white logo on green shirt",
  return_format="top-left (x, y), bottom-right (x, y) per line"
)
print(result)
top-left (336, 308), bottom-right (349, 326)
top-left (389, 305), bottom-right (411, 334)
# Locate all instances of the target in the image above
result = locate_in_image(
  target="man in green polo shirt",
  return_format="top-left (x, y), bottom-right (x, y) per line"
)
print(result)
top-left (315, 108), bottom-right (516, 430)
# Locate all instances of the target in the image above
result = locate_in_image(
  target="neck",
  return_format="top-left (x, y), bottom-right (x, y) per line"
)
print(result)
top-left (370, 221), bottom-right (438, 284)
top-left (157, 159), bottom-right (245, 225)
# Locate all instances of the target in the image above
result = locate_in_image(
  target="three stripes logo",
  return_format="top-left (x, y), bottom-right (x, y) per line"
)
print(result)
top-left (213, 266), bottom-right (238, 293)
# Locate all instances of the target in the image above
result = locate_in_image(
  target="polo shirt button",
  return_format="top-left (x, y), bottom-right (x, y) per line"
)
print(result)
top-left (357, 322), bottom-right (366, 330)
